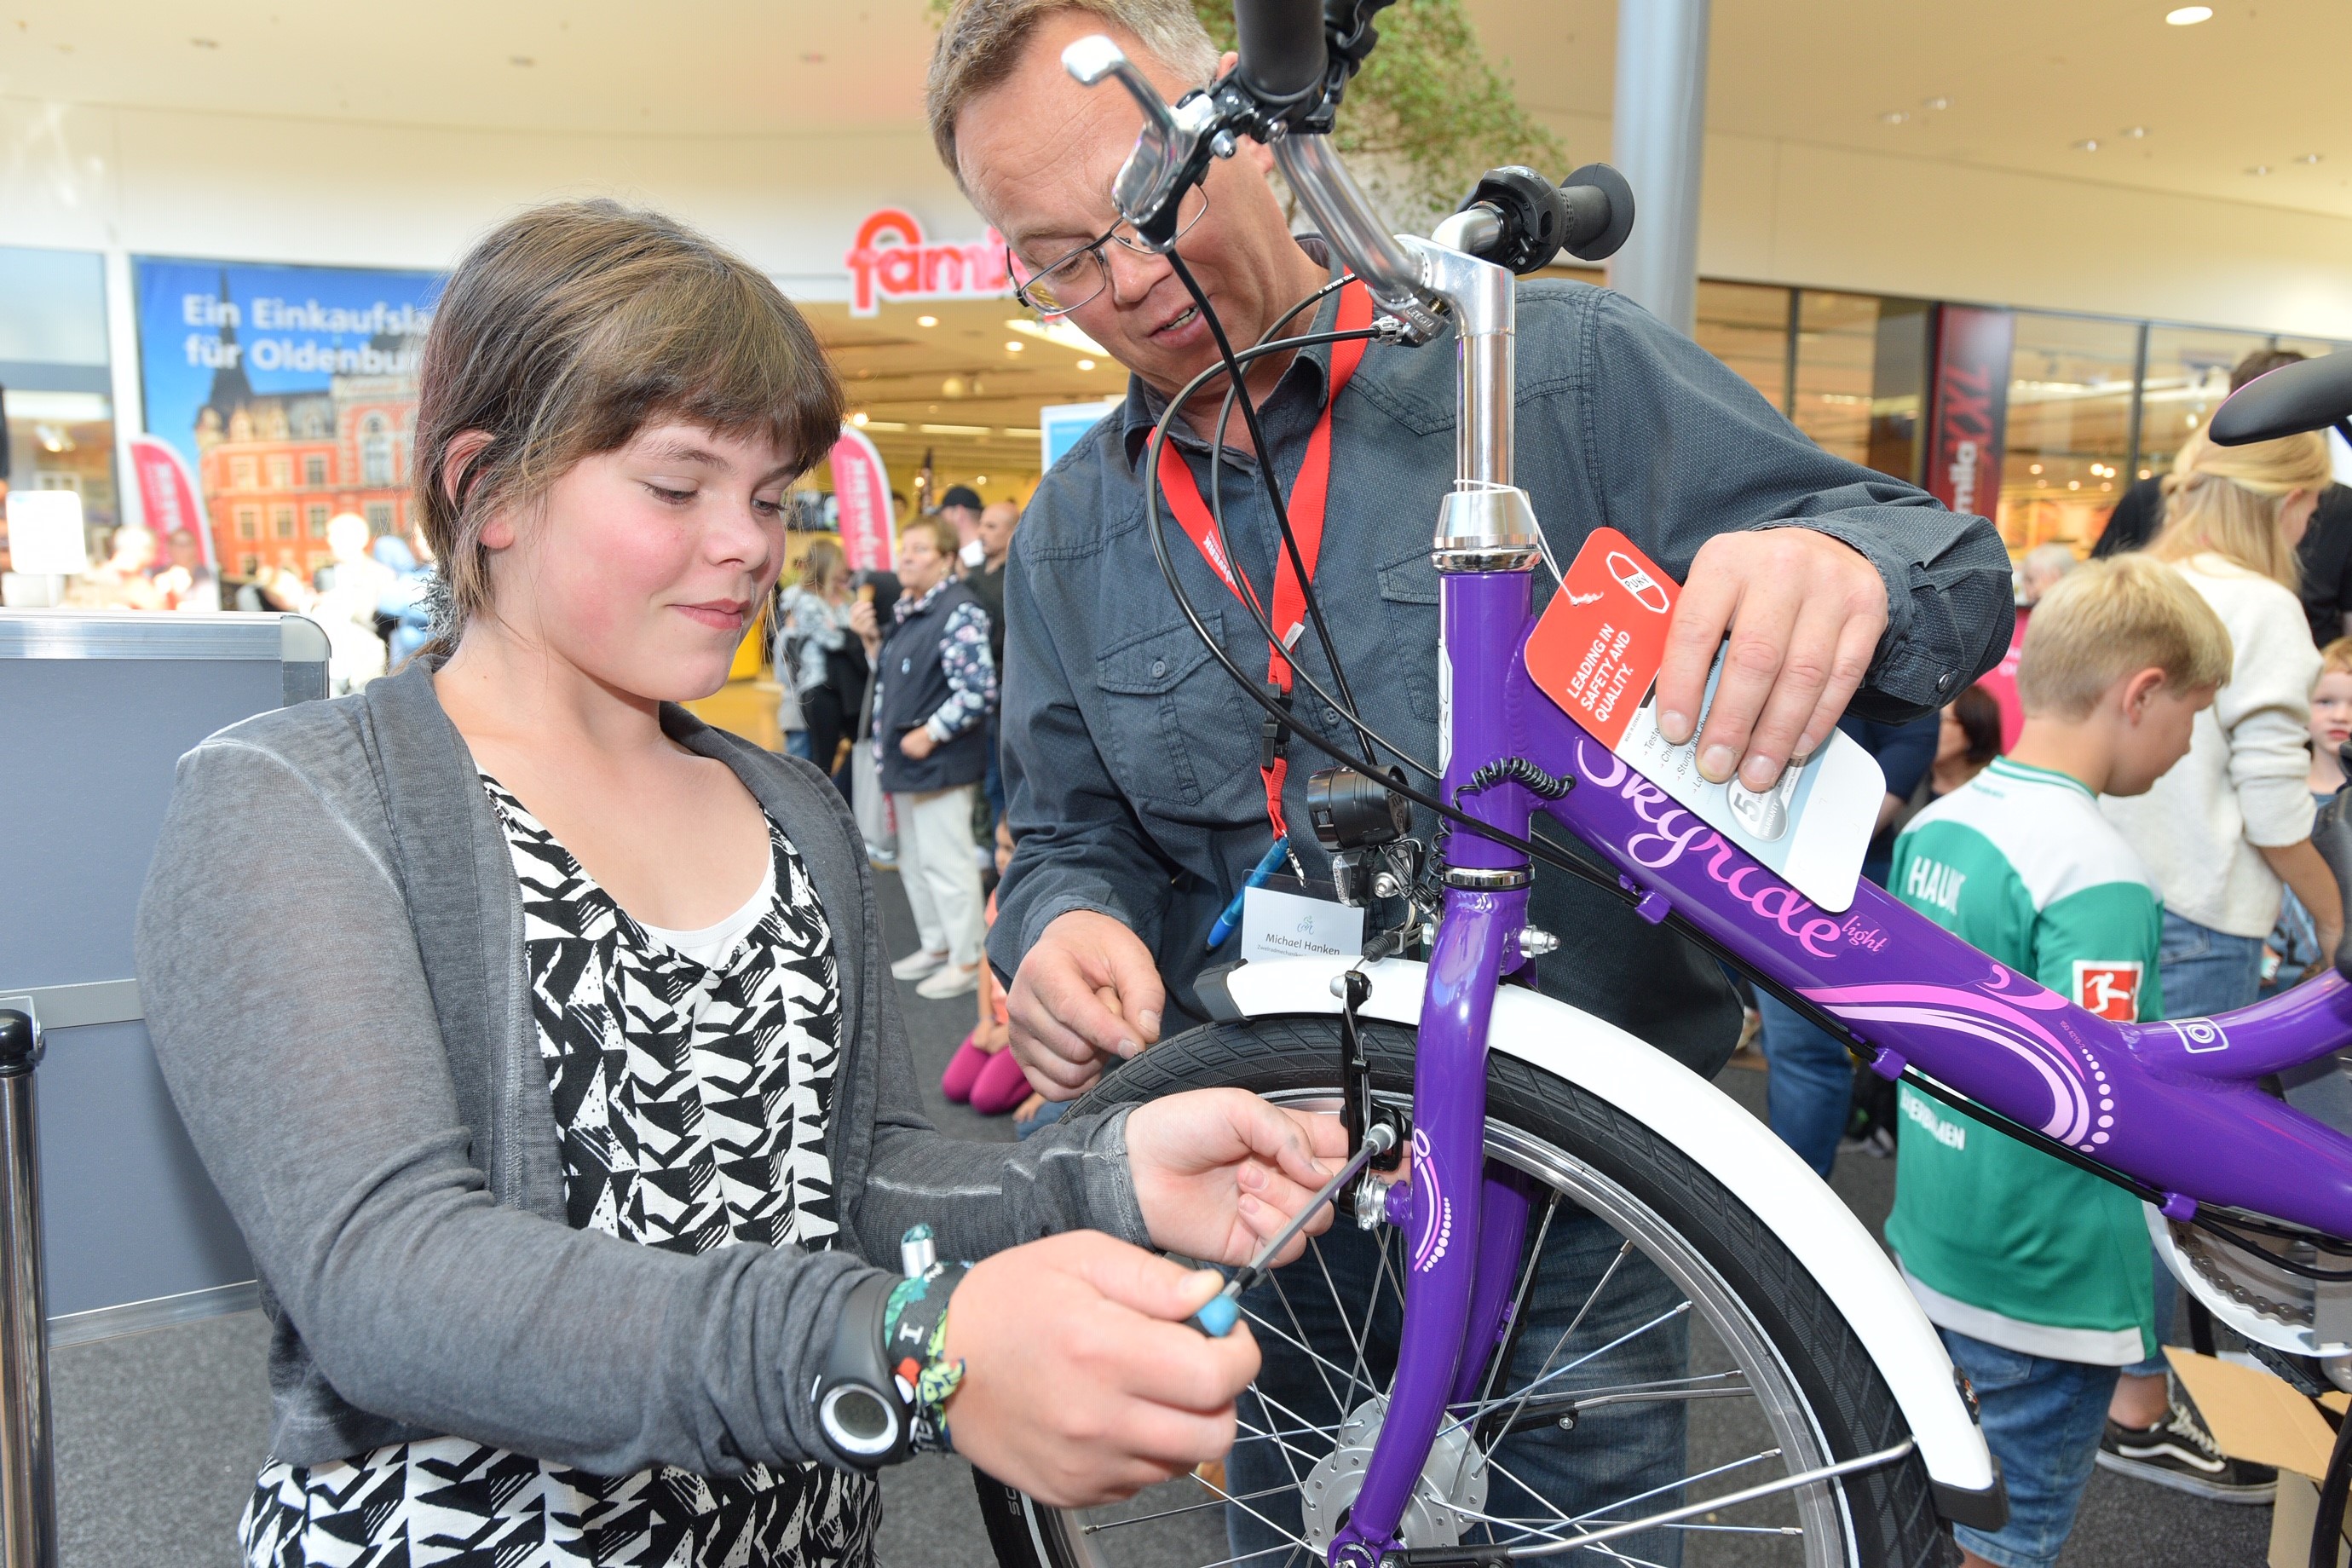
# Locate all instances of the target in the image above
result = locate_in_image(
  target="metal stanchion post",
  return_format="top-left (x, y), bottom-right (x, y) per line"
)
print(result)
top-left (0, 1011), bottom-right (55, 1568)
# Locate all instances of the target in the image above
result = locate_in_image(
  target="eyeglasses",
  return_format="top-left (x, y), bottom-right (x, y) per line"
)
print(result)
top-left (1006, 185), bottom-right (1208, 317)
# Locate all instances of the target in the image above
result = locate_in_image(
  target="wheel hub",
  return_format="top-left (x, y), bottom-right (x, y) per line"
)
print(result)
top-left (1297, 1395), bottom-right (1488, 1556)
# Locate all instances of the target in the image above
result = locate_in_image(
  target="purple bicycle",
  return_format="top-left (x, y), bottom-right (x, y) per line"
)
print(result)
top-left (977, 5), bottom-right (2352, 1565)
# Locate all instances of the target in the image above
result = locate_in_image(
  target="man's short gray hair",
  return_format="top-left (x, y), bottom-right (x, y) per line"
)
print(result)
top-left (926, 0), bottom-right (1221, 184)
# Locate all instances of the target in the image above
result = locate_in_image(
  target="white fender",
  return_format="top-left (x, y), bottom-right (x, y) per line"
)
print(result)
top-left (1212, 955), bottom-right (2001, 1519)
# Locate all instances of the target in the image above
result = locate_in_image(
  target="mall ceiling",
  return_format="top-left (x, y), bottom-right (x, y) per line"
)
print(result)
top-left (3, 1), bottom-right (2345, 222)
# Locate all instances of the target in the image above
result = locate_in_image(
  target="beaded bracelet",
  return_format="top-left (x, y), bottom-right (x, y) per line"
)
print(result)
top-left (883, 1257), bottom-right (968, 1454)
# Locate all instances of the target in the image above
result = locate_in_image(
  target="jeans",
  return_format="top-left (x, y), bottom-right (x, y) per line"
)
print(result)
top-left (1753, 993), bottom-right (1853, 1179)
top-left (1938, 1328), bottom-right (2119, 1568)
top-left (983, 712), bottom-right (1006, 827)
top-left (1225, 1211), bottom-right (1689, 1565)
top-left (784, 730), bottom-right (814, 762)
top-left (2121, 913), bottom-right (2264, 1376)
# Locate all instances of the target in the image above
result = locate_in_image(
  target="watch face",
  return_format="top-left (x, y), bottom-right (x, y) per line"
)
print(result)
top-left (821, 1384), bottom-right (901, 1456)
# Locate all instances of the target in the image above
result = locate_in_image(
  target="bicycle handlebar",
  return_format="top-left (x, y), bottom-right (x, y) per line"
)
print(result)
top-left (1231, 0), bottom-right (1328, 106)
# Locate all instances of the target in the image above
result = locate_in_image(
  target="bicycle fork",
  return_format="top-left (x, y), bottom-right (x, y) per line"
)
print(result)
top-left (1330, 570), bottom-right (1540, 1565)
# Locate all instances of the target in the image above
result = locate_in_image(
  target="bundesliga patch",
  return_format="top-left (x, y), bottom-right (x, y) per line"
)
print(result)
top-left (2072, 960), bottom-right (2142, 1023)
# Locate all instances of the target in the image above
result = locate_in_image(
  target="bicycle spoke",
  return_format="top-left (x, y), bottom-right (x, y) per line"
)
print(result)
top-left (1238, 1301), bottom-right (1369, 1397)
top-left (1081, 1484), bottom-right (1297, 1533)
top-left (1451, 1298), bottom-right (1693, 1449)
top-left (1465, 1238), bottom-right (1633, 1448)
top-left (1182, 1461), bottom-right (1319, 1557)
top-left (1475, 1189), bottom-right (1562, 1410)
top-left (1265, 1264), bottom-right (1343, 1421)
top-left (1306, 1233), bottom-right (1375, 1414)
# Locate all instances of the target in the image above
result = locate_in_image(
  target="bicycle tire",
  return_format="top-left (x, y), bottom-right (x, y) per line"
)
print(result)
top-left (975, 1015), bottom-right (1951, 1568)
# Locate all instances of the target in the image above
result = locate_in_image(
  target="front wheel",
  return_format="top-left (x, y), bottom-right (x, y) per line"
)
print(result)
top-left (975, 1016), bottom-right (1947, 1567)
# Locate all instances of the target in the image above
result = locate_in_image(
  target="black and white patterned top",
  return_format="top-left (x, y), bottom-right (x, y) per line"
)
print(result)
top-left (239, 777), bottom-right (879, 1567)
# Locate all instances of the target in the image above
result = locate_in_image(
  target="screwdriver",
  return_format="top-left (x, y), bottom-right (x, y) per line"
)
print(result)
top-left (1189, 1121), bottom-right (1398, 1336)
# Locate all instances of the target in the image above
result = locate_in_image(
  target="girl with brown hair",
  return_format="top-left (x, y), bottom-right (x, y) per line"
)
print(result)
top-left (135, 200), bottom-right (1342, 1566)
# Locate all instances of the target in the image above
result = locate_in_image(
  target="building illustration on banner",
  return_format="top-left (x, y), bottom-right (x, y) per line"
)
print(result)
top-left (136, 259), bottom-right (441, 579)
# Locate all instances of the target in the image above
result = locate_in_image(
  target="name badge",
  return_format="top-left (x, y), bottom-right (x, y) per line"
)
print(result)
top-left (1240, 885), bottom-right (1365, 966)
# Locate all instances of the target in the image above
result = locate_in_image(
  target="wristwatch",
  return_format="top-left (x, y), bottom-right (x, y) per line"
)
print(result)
top-left (813, 1273), bottom-right (909, 1468)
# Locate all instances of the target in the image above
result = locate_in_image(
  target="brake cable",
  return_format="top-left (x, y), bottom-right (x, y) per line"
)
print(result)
top-left (1163, 249), bottom-right (1377, 770)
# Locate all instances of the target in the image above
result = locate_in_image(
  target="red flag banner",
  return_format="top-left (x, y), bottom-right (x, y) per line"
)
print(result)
top-left (129, 435), bottom-right (216, 568)
top-left (1924, 305), bottom-right (2015, 521)
top-left (830, 427), bottom-right (896, 574)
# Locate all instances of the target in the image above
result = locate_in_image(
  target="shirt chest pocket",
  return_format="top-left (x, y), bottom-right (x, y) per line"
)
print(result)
top-left (1092, 608), bottom-right (1262, 821)
top-left (1376, 540), bottom-right (1442, 724)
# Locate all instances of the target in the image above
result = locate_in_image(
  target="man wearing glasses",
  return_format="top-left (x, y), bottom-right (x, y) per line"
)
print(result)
top-left (927, 0), bottom-right (2010, 1545)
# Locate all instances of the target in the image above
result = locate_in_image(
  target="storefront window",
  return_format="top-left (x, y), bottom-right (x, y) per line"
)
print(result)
top-left (1996, 314), bottom-right (2139, 556)
top-left (2137, 326), bottom-right (2278, 481)
top-left (1693, 280), bottom-right (1792, 411)
top-left (1787, 291), bottom-right (1928, 483)
top-left (0, 246), bottom-right (118, 576)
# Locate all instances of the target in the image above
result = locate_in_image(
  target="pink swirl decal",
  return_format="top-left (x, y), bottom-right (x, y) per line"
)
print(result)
top-left (1410, 1127), bottom-right (1453, 1273)
top-left (1803, 982), bottom-right (2094, 1143)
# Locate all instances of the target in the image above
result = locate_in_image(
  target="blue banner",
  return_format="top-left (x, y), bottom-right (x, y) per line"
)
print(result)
top-left (135, 257), bottom-right (441, 474)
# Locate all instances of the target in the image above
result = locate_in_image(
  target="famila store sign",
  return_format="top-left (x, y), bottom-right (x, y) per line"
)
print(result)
top-left (844, 208), bottom-right (1014, 317)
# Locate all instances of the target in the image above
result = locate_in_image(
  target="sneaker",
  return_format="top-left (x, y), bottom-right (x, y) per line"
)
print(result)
top-left (891, 948), bottom-right (950, 982)
top-left (2095, 1395), bottom-right (2277, 1503)
top-left (915, 961), bottom-right (982, 1000)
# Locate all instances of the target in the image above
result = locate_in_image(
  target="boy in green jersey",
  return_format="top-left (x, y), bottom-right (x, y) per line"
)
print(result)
top-left (1887, 554), bottom-right (2232, 1568)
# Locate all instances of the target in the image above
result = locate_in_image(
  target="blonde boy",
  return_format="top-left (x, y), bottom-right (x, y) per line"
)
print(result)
top-left (1887, 554), bottom-right (2231, 1568)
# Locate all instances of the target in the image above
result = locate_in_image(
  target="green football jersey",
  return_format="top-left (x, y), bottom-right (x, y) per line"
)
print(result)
top-left (1883, 758), bottom-right (2160, 1365)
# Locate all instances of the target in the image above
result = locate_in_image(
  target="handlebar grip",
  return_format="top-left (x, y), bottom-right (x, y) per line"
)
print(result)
top-left (1234, 0), bottom-right (1329, 104)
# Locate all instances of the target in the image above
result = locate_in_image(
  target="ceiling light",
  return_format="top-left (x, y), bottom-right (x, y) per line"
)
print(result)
top-left (2122, 126), bottom-right (2148, 139)
top-left (2073, 139), bottom-right (2101, 152)
top-left (2165, 4), bottom-right (2212, 22)
top-left (1879, 111), bottom-right (1909, 124)
top-left (975, 475), bottom-right (989, 485)
top-left (1076, 358), bottom-right (1097, 371)
top-left (2101, 481), bottom-right (2113, 492)
top-left (1923, 97), bottom-right (1951, 111)
top-left (1006, 341), bottom-right (1024, 352)
top-left (2248, 164), bottom-right (2272, 176)
top-left (850, 411), bottom-right (868, 427)
top-left (2030, 464), bottom-right (2044, 475)
top-left (2068, 480), bottom-right (2081, 490)
top-left (916, 314), bottom-right (939, 327)
top-left (2297, 153), bottom-right (2325, 164)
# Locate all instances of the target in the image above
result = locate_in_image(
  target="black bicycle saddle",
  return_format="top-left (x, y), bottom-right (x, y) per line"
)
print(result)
top-left (2210, 349), bottom-right (2352, 446)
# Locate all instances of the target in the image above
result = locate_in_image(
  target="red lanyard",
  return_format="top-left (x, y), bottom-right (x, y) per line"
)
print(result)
top-left (1156, 280), bottom-right (1375, 839)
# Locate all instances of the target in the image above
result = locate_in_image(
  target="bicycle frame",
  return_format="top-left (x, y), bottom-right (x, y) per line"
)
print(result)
top-left (1277, 134), bottom-right (2352, 1568)
top-left (1067, 36), bottom-right (2352, 1564)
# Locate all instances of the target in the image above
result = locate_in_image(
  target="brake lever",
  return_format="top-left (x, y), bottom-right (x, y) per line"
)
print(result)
top-left (1062, 37), bottom-right (1232, 249)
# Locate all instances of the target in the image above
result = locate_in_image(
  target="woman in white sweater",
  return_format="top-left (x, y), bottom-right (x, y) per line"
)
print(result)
top-left (2102, 425), bottom-right (2342, 1018)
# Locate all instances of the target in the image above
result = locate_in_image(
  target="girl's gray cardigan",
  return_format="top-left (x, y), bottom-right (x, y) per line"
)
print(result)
top-left (135, 657), bottom-right (1150, 1472)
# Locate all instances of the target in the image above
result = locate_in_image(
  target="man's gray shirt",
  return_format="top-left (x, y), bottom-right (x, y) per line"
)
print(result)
top-left (992, 275), bottom-right (2011, 1071)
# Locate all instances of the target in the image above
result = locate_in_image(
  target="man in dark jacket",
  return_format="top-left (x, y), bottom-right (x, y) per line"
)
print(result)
top-left (853, 514), bottom-right (997, 1000)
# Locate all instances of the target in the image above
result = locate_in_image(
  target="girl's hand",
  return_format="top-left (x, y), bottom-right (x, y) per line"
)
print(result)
top-left (942, 1231), bottom-right (1258, 1507)
top-left (1125, 1090), bottom-right (1348, 1266)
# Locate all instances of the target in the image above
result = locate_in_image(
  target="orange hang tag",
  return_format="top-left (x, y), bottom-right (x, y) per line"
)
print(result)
top-left (1523, 527), bottom-right (1680, 747)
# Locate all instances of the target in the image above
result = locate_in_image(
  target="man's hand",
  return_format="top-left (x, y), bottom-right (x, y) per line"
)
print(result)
top-left (943, 1232), bottom-right (1257, 1507)
top-left (1653, 529), bottom-right (1888, 792)
top-left (900, 727), bottom-right (937, 760)
top-left (1009, 910), bottom-right (1165, 1098)
top-left (1127, 1090), bottom-right (1349, 1265)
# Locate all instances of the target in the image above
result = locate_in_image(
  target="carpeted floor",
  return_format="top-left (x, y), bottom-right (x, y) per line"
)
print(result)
top-left (45, 867), bottom-right (2272, 1566)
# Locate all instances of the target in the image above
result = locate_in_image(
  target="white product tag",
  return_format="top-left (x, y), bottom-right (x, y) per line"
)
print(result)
top-left (1612, 653), bottom-right (1887, 914)
top-left (1240, 885), bottom-right (1367, 966)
